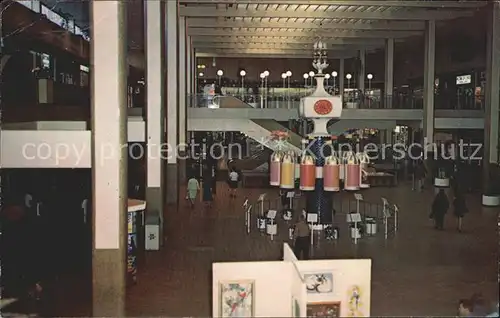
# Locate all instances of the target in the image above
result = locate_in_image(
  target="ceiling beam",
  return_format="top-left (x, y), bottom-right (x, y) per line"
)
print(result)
top-left (187, 19), bottom-right (425, 31)
top-left (193, 42), bottom-right (381, 50)
top-left (195, 51), bottom-right (358, 59)
top-left (191, 37), bottom-right (385, 45)
top-left (180, 7), bottom-right (474, 20)
top-left (188, 29), bottom-right (421, 38)
top-left (197, 48), bottom-right (362, 54)
top-left (180, 0), bottom-right (485, 8)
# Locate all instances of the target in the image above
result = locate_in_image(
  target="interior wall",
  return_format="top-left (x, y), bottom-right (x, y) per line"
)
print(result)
top-left (212, 261), bottom-right (293, 317)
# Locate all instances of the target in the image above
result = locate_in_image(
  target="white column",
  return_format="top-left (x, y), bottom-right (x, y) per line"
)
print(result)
top-left (339, 58), bottom-right (345, 95)
top-left (186, 36), bottom-right (192, 100)
top-left (178, 16), bottom-right (186, 148)
top-left (166, 0), bottom-right (178, 204)
top-left (145, 0), bottom-right (164, 222)
top-left (423, 20), bottom-right (436, 145)
top-left (358, 49), bottom-right (365, 92)
top-left (90, 0), bottom-right (127, 315)
top-left (385, 38), bottom-right (394, 98)
top-left (483, 1), bottom-right (500, 192)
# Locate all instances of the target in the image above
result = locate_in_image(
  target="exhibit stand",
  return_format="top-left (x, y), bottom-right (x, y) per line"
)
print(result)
top-left (127, 199), bottom-right (146, 285)
top-left (211, 244), bottom-right (372, 317)
top-left (283, 243), bottom-right (371, 317)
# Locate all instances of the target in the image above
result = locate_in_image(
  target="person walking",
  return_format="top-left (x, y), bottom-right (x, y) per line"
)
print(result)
top-left (293, 215), bottom-right (311, 260)
top-left (186, 176), bottom-right (200, 208)
top-left (228, 168), bottom-right (239, 198)
top-left (453, 191), bottom-right (468, 232)
top-left (414, 159), bottom-right (427, 191)
top-left (202, 176), bottom-right (213, 208)
top-left (430, 189), bottom-right (449, 230)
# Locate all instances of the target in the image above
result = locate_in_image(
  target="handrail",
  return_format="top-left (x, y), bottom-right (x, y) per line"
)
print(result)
top-left (188, 93), bottom-right (484, 110)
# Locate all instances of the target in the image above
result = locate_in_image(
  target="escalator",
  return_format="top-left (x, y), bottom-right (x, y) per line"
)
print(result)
top-left (217, 95), bottom-right (302, 152)
top-left (215, 95), bottom-right (303, 171)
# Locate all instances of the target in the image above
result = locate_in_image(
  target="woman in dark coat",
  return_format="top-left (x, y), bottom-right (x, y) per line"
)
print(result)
top-left (453, 192), bottom-right (468, 232)
top-left (202, 176), bottom-right (213, 208)
top-left (430, 189), bottom-right (449, 230)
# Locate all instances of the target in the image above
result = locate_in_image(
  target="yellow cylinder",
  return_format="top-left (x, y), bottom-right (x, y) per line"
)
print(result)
top-left (280, 152), bottom-right (295, 189)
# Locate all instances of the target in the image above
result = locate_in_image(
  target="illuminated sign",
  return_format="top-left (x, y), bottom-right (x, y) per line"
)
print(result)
top-left (456, 75), bottom-right (471, 85)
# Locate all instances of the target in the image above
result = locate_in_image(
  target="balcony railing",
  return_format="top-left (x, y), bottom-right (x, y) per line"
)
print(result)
top-left (187, 93), bottom-right (484, 110)
top-left (16, 0), bottom-right (90, 40)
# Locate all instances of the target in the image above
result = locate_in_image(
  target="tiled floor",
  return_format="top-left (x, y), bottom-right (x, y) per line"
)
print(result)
top-left (50, 182), bottom-right (498, 316)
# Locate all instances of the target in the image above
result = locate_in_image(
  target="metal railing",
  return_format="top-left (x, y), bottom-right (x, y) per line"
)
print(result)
top-left (188, 93), bottom-right (484, 110)
top-left (243, 191), bottom-right (399, 243)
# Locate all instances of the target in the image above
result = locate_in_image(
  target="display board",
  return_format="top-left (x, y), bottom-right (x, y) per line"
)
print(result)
top-left (212, 261), bottom-right (306, 317)
top-left (296, 259), bottom-right (371, 317)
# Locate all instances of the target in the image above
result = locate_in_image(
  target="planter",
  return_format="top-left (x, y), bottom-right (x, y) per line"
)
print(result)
top-left (482, 194), bottom-right (500, 207)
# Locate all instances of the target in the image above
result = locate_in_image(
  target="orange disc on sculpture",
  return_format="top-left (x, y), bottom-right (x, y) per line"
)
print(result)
top-left (314, 99), bottom-right (333, 115)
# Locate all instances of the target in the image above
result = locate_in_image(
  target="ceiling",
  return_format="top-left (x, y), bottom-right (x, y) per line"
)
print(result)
top-left (179, 0), bottom-right (486, 59)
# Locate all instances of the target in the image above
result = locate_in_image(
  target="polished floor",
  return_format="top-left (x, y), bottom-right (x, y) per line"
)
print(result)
top-left (50, 182), bottom-right (498, 317)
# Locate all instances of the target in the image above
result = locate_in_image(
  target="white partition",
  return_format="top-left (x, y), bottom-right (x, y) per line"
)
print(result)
top-left (1, 130), bottom-right (92, 168)
top-left (296, 259), bottom-right (372, 317)
top-left (213, 261), bottom-right (306, 317)
top-left (283, 243), bottom-right (298, 262)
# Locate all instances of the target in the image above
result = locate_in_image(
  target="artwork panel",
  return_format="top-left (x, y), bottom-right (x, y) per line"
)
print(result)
top-left (219, 280), bottom-right (255, 318)
top-left (306, 301), bottom-right (341, 318)
top-left (303, 272), bottom-right (334, 294)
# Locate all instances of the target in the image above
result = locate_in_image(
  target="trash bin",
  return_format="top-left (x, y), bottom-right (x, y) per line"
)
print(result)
top-left (145, 211), bottom-right (160, 251)
top-left (365, 217), bottom-right (377, 235)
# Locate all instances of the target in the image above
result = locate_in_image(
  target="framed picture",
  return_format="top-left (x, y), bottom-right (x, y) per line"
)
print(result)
top-left (219, 280), bottom-right (254, 317)
top-left (307, 302), bottom-right (341, 317)
top-left (303, 272), bottom-right (334, 294)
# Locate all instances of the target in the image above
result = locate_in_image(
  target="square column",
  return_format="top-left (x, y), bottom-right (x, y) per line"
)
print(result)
top-left (145, 0), bottom-right (165, 233)
top-left (483, 1), bottom-right (500, 192)
top-left (178, 16), bottom-right (187, 183)
top-left (422, 20), bottom-right (436, 145)
top-left (90, 1), bottom-right (127, 315)
top-left (187, 37), bottom-right (192, 100)
top-left (166, 0), bottom-right (178, 205)
top-left (385, 38), bottom-right (394, 108)
top-left (358, 49), bottom-right (366, 92)
top-left (339, 58), bottom-right (345, 95)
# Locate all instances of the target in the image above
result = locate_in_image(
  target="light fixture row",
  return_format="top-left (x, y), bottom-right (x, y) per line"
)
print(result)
top-left (303, 71), bottom-right (373, 80)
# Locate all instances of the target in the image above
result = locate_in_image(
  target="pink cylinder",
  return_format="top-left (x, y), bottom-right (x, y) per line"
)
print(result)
top-left (344, 164), bottom-right (360, 190)
top-left (270, 161), bottom-right (281, 186)
top-left (324, 164), bottom-right (340, 191)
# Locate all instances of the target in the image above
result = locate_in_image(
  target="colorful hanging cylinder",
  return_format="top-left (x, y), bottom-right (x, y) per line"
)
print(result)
top-left (344, 151), bottom-right (360, 191)
top-left (269, 151), bottom-right (282, 186)
top-left (323, 153), bottom-right (340, 192)
top-left (300, 154), bottom-right (316, 191)
top-left (280, 152), bottom-right (295, 189)
top-left (357, 152), bottom-right (370, 189)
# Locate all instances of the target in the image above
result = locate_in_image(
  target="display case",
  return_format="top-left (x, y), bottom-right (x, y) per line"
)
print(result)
top-left (127, 199), bottom-right (146, 285)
